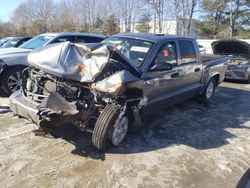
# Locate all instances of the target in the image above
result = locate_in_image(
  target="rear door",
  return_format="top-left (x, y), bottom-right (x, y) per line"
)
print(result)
top-left (177, 40), bottom-right (202, 95)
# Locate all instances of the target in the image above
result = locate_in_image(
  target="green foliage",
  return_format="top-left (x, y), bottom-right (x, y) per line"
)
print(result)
top-left (102, 15), bottom-right (120, 36)
top-left (238, 29), bottom-right (250, 39)
top-left (135, 13), bottom-right (151, 33)
top-left (196, 0), bottom-right (250, 38)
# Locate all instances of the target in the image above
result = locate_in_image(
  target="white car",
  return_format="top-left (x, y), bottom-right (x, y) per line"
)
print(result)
top-left (0, 32), bottom-right (106, 95)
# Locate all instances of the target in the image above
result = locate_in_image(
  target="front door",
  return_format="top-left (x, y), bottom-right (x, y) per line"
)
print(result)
top-left (141, 41), bottom-right (185, 113)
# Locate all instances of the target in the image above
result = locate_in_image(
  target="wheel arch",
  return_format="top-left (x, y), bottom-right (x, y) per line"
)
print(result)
top-left (211, 73), bottom-right (220, 86)
top-left (200, 73), bottom-right (220, 95)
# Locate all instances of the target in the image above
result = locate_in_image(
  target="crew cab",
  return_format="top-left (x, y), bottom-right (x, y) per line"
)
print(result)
top-left (10, 33), bottom-right (227, 151)
top-left (0, 32), bottom-right (106, 95)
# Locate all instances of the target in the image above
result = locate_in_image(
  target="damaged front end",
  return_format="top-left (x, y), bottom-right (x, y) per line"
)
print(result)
top-left (10, 42), bottom-right (143, 134)
top-left (212, 40), bottom-right (250, 81)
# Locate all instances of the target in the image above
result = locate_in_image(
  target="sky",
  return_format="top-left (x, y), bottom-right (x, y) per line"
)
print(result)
top-left (0, 0), bottom-right (26, 21)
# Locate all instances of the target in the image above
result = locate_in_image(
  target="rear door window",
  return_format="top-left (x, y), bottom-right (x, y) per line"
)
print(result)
top-left (178, 40), bottom-right (196, 64)
top-left (76, 36), bottom-right (104, 43)
top-left (52, 36), bottom-right (76, 43)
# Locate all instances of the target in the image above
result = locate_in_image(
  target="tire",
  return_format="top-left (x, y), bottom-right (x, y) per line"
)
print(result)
top-left (1, 67), bottom-right (24, 95)
top-left (198, 77), bottom-right (216, 104)
top-left (92, 103), bottom-right (129, 151)
top-left (246, 76), bottom-right (250, 84)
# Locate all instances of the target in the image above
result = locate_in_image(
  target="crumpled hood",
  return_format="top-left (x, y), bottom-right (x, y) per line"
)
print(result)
top-left (212, 40), bottom-right (250, 58)
top-left (0, 47), bottom-right (32, 55)
top-left (28, 42), bottom-right (111, 82)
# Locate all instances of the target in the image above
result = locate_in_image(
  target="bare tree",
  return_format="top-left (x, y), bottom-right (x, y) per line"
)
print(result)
top-left (11, 0), bottom-right (55, 35)
top-left (171, 0), bottom-right (198, 36)
top-left (145, 0), bottom-right (164, 33)
top-left (186, 0), bottom-right (197, 36)
top-left (0, 19), bottom-right (14, 38)
top-left (228, 0), bottom-right (240, 38)
top-left (116, 0), bottom-right (143, 32)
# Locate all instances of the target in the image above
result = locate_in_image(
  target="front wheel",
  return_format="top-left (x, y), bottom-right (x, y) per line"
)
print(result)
top-left (92, 104), bottom-right (129, 151)
top-left (197, 77), bottom-right (216, 104)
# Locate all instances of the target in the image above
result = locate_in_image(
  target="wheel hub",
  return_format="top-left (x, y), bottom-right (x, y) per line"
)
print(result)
top-left (7, 71), bottom-right (22, 92)
top-left (111, 116), bottom-right (128, 146)
top-left (206, 81), bottom-right (214, 99)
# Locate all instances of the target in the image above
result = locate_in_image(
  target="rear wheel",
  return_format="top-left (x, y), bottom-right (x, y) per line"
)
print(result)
top-left (198, 77), bottom-right (216, 104)
top-left (1, 67), bottom-right (24, 95)
top-left (92, 104), bottom-right (129, 151)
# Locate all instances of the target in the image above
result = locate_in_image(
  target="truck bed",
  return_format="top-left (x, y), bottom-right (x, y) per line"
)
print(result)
top-left (200, 54), bottom-right (227, 85)
top-left (201, 54), bottom-right (224, 64)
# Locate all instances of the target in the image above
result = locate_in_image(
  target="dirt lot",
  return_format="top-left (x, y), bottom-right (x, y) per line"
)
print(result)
top-left (0, 81), bottom-right (250, 188)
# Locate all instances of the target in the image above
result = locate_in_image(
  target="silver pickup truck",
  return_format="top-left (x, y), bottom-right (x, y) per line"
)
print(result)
top-left (10, 33), bottom-right (227, 151)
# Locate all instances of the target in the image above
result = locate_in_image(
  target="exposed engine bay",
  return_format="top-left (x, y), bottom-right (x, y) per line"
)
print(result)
top-left (21, 67), bottom-right (95, 130)
top-left (212, 40), bottom-right (250, 81)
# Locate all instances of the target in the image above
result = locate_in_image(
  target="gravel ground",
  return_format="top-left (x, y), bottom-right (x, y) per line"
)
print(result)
top-left (0, 81), bottom-right (250, 188)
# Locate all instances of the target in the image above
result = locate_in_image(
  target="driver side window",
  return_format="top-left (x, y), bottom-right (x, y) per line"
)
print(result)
top-left (153, 42), bottom-right (177, 67)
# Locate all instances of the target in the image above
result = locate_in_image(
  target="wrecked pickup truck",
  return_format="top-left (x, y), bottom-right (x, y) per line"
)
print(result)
top-left (10, 33), bottom-right (227, 151)
top-left (212, 39), bottom-right (250, 82)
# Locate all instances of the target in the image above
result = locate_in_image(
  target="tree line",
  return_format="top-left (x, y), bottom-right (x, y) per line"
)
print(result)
top-left (194, 0), bottom-right (250, 38)
top-left (0, 0), bottom-right (249, 39)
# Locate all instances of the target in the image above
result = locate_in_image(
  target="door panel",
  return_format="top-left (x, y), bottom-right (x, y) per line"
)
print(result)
top-left (178, 40), bottom-right (203, 95)
top-left (141, 67), bottom-right (184, 106)
top-left (140, 40), bottom-right (203, 114)
top-left (140, 41), bottom-right (186, 113)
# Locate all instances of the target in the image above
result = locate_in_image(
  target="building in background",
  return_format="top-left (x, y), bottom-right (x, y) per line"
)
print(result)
top-left (120, 19), bottom-right (197, 38)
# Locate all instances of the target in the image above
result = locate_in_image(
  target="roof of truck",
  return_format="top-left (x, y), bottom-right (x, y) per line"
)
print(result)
top-left (39, 32), bottom-right (106, 38)
top-left (110, 33), bottom-right (192, 42)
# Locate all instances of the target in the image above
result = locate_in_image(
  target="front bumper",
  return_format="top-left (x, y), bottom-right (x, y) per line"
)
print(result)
top-left (10, 90), bottom-right (93, 129)
top-left (10, 89), bottom-right (40, 123)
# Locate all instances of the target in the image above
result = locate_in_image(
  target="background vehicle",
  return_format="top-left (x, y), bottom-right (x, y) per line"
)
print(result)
top-left (0, 37), bottom-right (32, 48)
top-left (10, 33), bottom-right (227, 151)
top-left (212, 39), bottom-right (250, 83)
top-left (0, 37), bottom-right (13, 47)
top-left (0, 32), bottom-right (106, 95)
top-left (198, 44), bottom-right (206, 54)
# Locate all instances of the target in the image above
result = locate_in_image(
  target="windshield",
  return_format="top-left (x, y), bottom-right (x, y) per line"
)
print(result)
top-left (19, 35), bottom-right (54, 49)
top-left (102, 37), bottom-right (154, 67)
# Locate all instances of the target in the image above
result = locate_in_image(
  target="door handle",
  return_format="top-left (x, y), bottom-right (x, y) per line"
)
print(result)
top-left (171, 72), bottom-right (179, 78)
top-left (194, 68), bottom-right (201, 72)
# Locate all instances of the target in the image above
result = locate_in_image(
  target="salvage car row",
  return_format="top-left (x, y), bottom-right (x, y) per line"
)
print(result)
top-left (0, 32), bottom-right (250, 151)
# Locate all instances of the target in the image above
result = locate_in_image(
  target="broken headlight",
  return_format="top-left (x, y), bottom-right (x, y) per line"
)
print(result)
top-left (92, 73), bottom-right (123, 94)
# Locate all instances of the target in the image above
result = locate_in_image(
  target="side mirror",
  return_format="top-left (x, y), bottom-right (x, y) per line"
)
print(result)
top-left (150, 62), bottom-right (173, 71)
